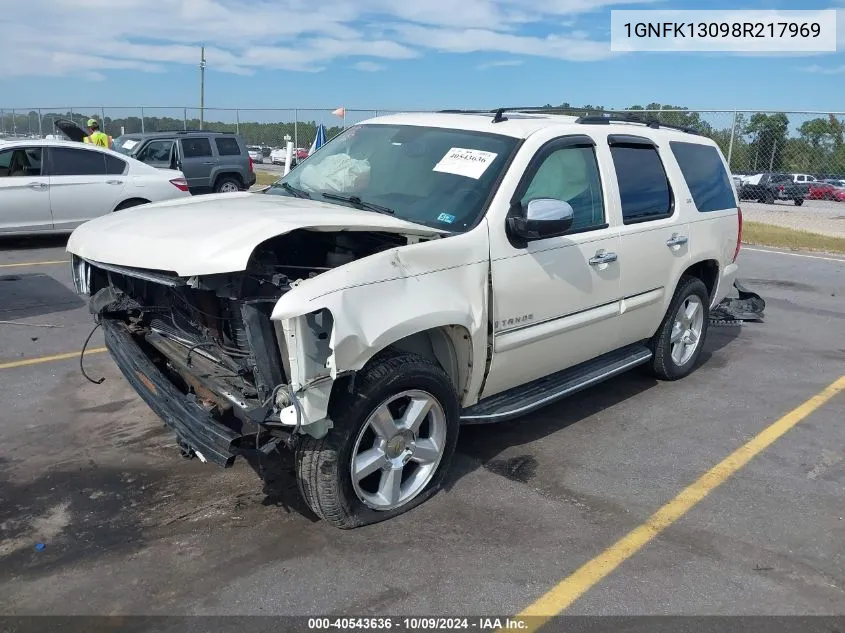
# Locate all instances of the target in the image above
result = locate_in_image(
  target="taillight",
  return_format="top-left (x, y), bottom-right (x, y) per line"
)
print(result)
top-left (248, 156), bottom-right (254, 172)
top-left (170, 177), bottom-right (189, 192)
top-left (733, 206), bottom-right (742, 263)
top-left (778, 185), bottom-right (784, 191)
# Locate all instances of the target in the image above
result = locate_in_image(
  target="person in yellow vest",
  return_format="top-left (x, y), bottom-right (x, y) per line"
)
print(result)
top-left (83, 118), bottom-right (113, 148)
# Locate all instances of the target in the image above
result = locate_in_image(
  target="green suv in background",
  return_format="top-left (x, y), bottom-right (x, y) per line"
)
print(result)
top-left (112, 130), bottom-right (257, 194)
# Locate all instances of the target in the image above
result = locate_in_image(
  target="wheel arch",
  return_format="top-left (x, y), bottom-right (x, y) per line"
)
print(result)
top-left (681, 258), bottom-right (719, 303)
top-left (113, 197), bottom-right (151, 211)
top-left (213, 171), bottom-right (244, 190)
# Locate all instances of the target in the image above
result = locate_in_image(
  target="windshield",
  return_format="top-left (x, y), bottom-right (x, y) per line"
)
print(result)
top-left (112, 136), bottom-right (142, 156)
top-left (264, 123), bottom-right (519, 232)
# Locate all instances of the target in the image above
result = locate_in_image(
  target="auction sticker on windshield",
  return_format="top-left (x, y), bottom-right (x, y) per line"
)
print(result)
top-left (433, 147), bottom-right (498, 179)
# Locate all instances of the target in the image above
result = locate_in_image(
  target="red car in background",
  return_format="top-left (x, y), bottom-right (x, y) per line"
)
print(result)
top-left (807, 182), bottom-right (845, 201)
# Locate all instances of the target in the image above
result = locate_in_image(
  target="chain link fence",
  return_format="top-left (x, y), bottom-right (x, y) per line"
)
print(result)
top-left (2, 106), bottom-right (844, 182)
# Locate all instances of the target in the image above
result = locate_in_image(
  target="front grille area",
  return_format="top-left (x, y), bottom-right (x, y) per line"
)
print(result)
top-left (88, 263), bottom-right (287, 406)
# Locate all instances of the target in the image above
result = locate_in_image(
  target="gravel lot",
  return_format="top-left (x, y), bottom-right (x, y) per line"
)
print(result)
top-left (741, 199), bottom-right (845, 238)
top-left (1, 237), bottom-right (843, 620)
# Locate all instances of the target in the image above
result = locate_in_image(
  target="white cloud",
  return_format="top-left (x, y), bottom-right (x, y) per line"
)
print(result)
top-left (353, 61), bottom-right (387, 72)
top-left (477, 59), bottom-right (524, 69)
top-left (1, 0), bottom-right (841, 84)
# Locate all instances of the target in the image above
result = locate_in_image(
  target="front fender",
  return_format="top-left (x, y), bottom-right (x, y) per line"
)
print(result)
top-left (270, 222), bottom-right (492, 429)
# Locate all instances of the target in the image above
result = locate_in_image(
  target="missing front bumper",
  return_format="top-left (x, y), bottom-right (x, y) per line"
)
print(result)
top-left (102, 319), bottom-right (243, 467)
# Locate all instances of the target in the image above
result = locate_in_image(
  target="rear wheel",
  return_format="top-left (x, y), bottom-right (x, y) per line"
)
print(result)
top-left (794, 198), bottom-right (804, 206)
top-left (764, 191), bottom-right (775, 204)
top-left (649, 276), bottom-right (710, 381)
top-left (295, 352), bottom-right (460, 529)
top-left (215, 176), bottom-right (242, 193)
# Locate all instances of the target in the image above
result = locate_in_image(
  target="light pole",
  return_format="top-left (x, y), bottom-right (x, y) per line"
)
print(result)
top-left (199, 46), bottom-right (206, 130)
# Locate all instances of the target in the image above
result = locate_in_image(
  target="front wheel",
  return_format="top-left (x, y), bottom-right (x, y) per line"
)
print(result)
top-left (295, 352), bottom-right (460, 529)
top-left (649, 276), bottom-right (710, 381)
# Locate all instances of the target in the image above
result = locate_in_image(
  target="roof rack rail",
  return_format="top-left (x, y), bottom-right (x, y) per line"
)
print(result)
top-left (174, 129), bottom-right (233, 135)
top-left (437, 107), bottom-right (701, 134)
top-left (574, 113), bottom-right (701, 135)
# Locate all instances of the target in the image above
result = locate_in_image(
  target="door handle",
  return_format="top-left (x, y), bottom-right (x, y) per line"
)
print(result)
top-left (666, 233), bottom-right (689, 247)
top-left (202, 161), bottom-right (214, 165)
top-left (589, 249), bottom-right (618, 265)
top-left (28, 182), bottom-right (48, 190)
top-left (106, 180), bottom-right (123, 185)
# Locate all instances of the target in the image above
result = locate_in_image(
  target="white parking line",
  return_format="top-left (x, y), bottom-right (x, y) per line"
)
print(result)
top-left (743, 247), bottom-right (845, 263)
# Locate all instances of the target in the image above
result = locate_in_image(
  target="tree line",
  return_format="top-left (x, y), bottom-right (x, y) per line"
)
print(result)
top-left (2, 104), bottom-right (844, 175)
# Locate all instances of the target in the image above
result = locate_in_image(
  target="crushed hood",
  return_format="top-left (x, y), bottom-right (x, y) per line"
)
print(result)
top-left (66, 192), bottom-right (445, 276)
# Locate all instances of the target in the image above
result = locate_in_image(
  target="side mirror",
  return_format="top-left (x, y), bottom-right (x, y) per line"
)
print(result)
top-left (507, 198), bottom-right (575, 241)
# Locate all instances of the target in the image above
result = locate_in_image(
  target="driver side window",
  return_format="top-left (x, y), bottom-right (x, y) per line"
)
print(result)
top-left (521, 145), bottom-right (605, 232)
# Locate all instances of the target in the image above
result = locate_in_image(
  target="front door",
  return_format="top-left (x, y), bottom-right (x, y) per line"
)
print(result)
top-left (0, 146), bottom-right (52, 233)
top-left (46, 146), bottom-right (127, 229)
top-left (134, 138), bottom-right (175, 170)
top-left (482, 135), bottom-right (623, 398)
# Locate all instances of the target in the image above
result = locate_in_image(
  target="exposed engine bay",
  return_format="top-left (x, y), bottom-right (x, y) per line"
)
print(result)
top-left (83, 229), bottom-right (415, 438)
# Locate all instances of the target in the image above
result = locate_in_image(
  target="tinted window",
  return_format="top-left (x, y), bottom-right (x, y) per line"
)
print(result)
top-left (105, 154), bottom-right (127, 175)
top-left (50, 148), bottom-right (107, 176)
top-left (669, 141), bottom-right (736, 213)
top-left (610, 145), bottom-right (672, 223)
top-left (181, 137), bottom-right (213, 158)
top-left (0, 147), bottom-right (42, 177)
top-left (216, 137), bottom-right (241, 156)
top-left (521, 144), bottom-right (605, 232)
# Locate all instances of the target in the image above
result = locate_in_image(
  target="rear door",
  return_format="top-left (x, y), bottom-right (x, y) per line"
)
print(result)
top-left (0, 146), bottom-right (52, 233)
top-left (46, 146), bottom-right (128, 229)
top-left (611, 134), bottom-right (691, 344)
top-left (178, 137), bottom-right (216, 190)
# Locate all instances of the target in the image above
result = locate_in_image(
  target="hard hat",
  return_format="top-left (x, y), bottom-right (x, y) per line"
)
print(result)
top-left (87, 118), bottom-right (98, 127)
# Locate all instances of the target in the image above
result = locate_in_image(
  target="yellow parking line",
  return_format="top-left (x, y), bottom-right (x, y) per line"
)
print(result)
top-left (0, 347), bottom-right (108, 370)
top-left (0, 260), bottom-right (69, 269)
top-left (507, 375), bottom-right (845, 632)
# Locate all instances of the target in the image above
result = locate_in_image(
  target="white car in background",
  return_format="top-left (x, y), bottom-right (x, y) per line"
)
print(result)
top-left (247, 146), bottom-right (264, 164)
top-left (0, 139), bottom-right (190, 236)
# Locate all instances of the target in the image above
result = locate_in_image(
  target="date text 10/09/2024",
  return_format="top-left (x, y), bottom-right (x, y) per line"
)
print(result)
top-left (623, 22), bottom-right (822, 38)
top-left (307, 617), bottom-right (528, 630)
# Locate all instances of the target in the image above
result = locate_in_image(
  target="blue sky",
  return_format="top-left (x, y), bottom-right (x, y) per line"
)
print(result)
top-left (1, 0), bottom-right (843, 115)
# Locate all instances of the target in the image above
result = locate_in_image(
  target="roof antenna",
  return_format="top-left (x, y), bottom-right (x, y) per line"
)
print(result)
top-left (491, 108), bottom-right (508, 123)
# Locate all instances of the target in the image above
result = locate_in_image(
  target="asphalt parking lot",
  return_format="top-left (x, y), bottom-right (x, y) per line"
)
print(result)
top-left (0, 237), bottom-right (843, 619)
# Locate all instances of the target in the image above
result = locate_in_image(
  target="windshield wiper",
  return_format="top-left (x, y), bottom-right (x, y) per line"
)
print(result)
top-left (321, 192), bottom-right (394, 215)
top-left (274, 182), bottom-right (311, 198)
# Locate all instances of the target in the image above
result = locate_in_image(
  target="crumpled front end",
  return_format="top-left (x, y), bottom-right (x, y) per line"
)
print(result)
top-left (70, 224), bottom-right (476, 466)
top-left (75, 254), bottom-right (299, 465)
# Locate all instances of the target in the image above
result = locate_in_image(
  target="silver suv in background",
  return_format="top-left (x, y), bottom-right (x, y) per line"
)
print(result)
top-left (112, 131), bottom-right (257, 194)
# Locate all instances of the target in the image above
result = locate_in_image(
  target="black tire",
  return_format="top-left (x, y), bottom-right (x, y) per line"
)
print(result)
top-left (649, 276), bottom-right (710, 381)
top-left (214, 175), bottom-right (242, 193)
top-left (114, 198), bottom-right (149, 211)
top-left (295, 351), bottom-right (460, 529)
top-left (794, 198), bottom-right (804, 206)
top-left (764, 191), bottom-right (775, 205)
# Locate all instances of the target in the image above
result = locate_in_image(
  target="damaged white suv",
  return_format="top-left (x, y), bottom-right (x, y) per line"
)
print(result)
top-left (67, 109), bottom-right (742, 528)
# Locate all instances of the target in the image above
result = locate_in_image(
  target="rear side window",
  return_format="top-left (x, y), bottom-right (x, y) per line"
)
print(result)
top-left (216, 138), bottom-right (241, 156)
top-left (50, 147), bottom-right (107, 176)
top-left (669, 141), bottom-right (736, 213)
top-left (609, 143), bottom-right (673, 223)
top-left (105, 154), bottom-right (127, 175)
top-left (181, 137), bottom-right (213, 158)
